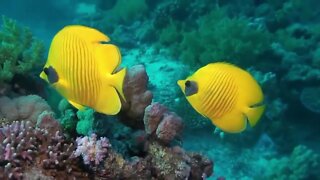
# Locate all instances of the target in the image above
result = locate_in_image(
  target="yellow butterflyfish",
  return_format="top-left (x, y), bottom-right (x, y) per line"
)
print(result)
top-left (40, 25), bottom-right (126, 115)
top-left (177, 62), bottom-right (265, 133)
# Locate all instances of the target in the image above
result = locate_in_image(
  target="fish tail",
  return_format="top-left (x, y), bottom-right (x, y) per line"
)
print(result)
top-left (112, 67), bottom-right (127, 101)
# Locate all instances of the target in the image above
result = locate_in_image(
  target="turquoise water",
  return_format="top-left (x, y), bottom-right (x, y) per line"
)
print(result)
top-left (0, 0), bottom-right (320, 179)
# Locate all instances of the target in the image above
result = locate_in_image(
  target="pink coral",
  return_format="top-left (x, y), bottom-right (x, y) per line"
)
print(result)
top-left (0, 115), bottom-right (87, 179)
top-left (74, 133), bottom-right (111, 166)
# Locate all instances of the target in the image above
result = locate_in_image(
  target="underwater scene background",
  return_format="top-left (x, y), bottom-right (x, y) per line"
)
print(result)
top-left (0, 0), bottom-right (320, 179)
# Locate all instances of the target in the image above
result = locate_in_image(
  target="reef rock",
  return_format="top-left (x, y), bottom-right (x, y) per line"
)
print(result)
top-left (144, 102), bottom-right (183, 144)
top-left (0, 95), bottom-right (52, 125)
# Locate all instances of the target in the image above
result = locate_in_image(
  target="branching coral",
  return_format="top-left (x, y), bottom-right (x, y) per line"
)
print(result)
top-left (0, 113), bottom-right (88, 179)
top-left (66, 101), bottom-right (212, 179)
top-left (0, 16), bottom-right (45, 82)
top-left (73, 133), bottom-right (111, 166)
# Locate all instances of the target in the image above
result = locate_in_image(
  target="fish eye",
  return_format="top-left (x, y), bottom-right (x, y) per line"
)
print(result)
top-left (185, 80), bottom-right (191, 87)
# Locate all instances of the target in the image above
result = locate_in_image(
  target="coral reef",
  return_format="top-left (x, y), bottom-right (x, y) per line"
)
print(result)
top-left (0, 16), bottom-right (44, 83)
top-left (0, 95), bottom-right (52, 126)
top-left (0, 89), bottom-right (212, 179)
top-left (0, 113), bottom-right (88, 179)
top-left (77, 102), bottom-right (212, 179)
top-left (4, 0), bottom-right (320, 178)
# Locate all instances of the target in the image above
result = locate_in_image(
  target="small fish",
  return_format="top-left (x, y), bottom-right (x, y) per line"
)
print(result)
top-left (177, 62), bottom-right (265, 133)
top-left (40, 25), bottom-right (126, 115)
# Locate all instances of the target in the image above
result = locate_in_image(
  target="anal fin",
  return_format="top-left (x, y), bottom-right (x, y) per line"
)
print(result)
top-left (210, 110), bottom-right (247, 133)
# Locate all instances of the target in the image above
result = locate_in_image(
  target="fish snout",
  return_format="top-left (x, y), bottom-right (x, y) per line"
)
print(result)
top-left (39, 70), bottom-right (48, 83)
top-left (177, 80), bottom-right (185, 92)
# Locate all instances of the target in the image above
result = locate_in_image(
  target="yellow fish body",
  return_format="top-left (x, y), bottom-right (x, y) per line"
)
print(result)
top-left (177, 62), bottom-right (265, 133)
top-left (40, 25), bottom-right (126, 115)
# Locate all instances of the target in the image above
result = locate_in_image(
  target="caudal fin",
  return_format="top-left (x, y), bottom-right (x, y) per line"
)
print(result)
top-left (95, 86), bottom-right (121, 115)
top-left (112, 67), bottom-right (127, 102)
top-left (246, 103), bottom-right (265, 127)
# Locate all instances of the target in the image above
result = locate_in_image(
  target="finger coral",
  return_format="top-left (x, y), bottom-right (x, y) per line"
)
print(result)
top-left (144, 102), bottom-right (183, 144)
top-left (121, 65), bottom-right (153, 128)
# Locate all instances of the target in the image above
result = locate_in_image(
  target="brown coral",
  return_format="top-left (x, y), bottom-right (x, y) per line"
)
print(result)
top-left (147, 142), bottom-right (213, 180)
top-left (144, 102), bottom-right (183, 144)
top-left (120, 65), bottom-right (153, 128)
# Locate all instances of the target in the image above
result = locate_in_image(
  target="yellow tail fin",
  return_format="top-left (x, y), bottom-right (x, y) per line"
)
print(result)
top-left (245, 104), bottom-right (265, 127)
top-left (111, 68), bottom-right (127, 102)
top-left (95, 86), bottom-right (121, 115)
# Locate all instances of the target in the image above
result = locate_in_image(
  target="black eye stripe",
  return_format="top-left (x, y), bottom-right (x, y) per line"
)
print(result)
top-left (184, 80), bottom-right (198, 96)
top-left (185, 80), bottom-right (191, 87)
top-left (43, 67), bottom-right (49, 75)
